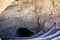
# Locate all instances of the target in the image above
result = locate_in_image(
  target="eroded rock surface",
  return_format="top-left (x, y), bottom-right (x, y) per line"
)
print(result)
top-left (0, 0), bottom-right (60, 34)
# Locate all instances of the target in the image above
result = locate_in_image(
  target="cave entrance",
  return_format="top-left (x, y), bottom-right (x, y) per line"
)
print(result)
top-left (16, 28), bottom-right (34, 37)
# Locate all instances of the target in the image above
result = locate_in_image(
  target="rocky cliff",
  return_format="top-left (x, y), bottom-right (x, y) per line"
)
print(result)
top-left (0, 0), bottom-right (60, 33)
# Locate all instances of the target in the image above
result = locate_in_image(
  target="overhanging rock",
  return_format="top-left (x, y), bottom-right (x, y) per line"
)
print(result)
top-left (0, 0), bottom-right (15, 14)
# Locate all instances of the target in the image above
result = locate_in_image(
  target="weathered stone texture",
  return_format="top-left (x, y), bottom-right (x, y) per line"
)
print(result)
top-left (0, 0), bottom-right (60, 32)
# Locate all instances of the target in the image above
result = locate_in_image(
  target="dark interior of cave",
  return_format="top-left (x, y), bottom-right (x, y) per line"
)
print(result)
top-left (16, 28), bottom-right (34, 37)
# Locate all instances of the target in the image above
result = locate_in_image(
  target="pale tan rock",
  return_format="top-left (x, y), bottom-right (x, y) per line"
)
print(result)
top-left (0, 0), bottom-right (15, 14)
top-left (0, 0), bottom-right (60, 32)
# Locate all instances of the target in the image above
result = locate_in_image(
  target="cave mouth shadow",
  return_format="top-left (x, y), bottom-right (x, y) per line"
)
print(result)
top-left (16, 28), bottom-right (34, 37)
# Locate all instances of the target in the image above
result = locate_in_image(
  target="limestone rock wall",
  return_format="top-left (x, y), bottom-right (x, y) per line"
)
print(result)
top-left (1, 0), bottom-right (60, 22)
top-left (0, 0), bottom-right (15, 14)
top-left (0, 0), bottom-right (60, 32)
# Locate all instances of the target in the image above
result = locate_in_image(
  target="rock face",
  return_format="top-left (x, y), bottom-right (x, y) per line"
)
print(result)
top-left (0, 0), bottom-right (15, 14)
top-left (0, 0), bottom-right (60, 33)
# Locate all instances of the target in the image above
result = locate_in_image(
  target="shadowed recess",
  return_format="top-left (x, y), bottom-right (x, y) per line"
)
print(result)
top-left (16, 28), bottom-right (34, 37)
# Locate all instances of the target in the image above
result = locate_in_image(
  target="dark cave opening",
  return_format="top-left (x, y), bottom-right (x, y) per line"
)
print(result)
top-left (16, 28), bottom-right (34, 37)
